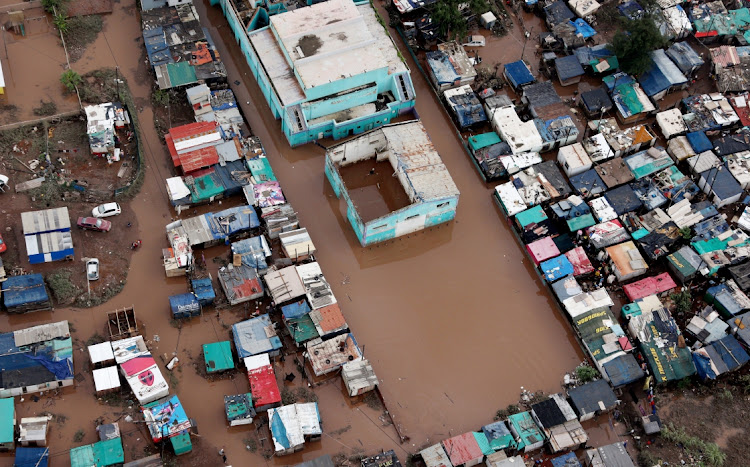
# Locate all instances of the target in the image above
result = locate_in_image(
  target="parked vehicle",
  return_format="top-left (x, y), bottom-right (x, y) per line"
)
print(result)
top-left (92, 202), bottom-right (122, 218)
top-left (77, 217), bottom-right (112, 232)
top-left (87, 258), bottom-right (100, 281)
top-left (0, 233), bottom-right (6, 253)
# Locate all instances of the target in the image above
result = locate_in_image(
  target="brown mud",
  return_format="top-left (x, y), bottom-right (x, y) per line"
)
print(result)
top-left (0, 0), bottom-right (597, 465)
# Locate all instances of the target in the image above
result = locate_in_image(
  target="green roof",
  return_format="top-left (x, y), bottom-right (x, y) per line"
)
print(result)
top-left (170, 432), bottom-right (193, 455)
top-left (507, 412), bottom-right (543, 451)
top-left (287, 314), bottom-right (319, 345)
top-left (203, 341), bottom-right (235, 373)
top-left (473, 431), bottom-right (493, 456)
top-left (70, 445), bottom-right (95, 467)
top-left (621, 302), bottom-right (642, 319)
top-left (575, 307), bottom-right (620, 362)
top-left (93, 438), bottom-right (124, 466)
top-left (615, 83), bottom-right (643, 115)
top-left (640, 340), bottom-right (696, 384)
top-left (0, 398), bottom-right (14, 444)
top-left (166, 62), bottom-right (197, 88)
top-left (225, 393), bottom-right (255, 420)
top-left (246, 157), bottom-right (277, 183)
top-left (190, 173), bottom-right (224, 203)
top-left (693, 237), bottom-right (750, 256)
top-left (468, 132), bottom-right (502, 151)
top-left (567, 213), bottom-right (596, 232)
top-left (515, 205), bottom-right (547, 229)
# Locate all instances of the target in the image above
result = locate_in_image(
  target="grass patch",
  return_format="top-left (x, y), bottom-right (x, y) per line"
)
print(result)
top-left (64, 15), bottom-right (103, 62)
top-left (73, 429), bottom-right (85, 442)
top-left (29, 176), bottom-right (75, 209)
top-left (33, 101), bottom-right (58, 117)
top-left (661, 423), bottom-right (726, 466)
top-left (46, 269), bottom-right (78, 304)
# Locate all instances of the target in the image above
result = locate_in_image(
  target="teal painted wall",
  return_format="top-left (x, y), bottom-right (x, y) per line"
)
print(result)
top-left (361, 197), bottom-right (457, 245)
top-left (302, 85), bottom-right (378, 120)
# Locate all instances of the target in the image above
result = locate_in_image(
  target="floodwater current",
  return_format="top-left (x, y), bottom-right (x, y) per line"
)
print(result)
top-left (0, 0), bottom-right (587, 464)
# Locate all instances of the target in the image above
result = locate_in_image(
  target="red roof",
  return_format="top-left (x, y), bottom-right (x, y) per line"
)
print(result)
top-left (248, 364), bottom-right (281, 408)
top-left (622, 272), bottom-right (677, 301)
top-left (120, 355), bottom-right (156, 377)
top-left (179, 146), bottom-right (219, 174)
top-left (314, 304), bottom-right (347, 334)
top-left (565, 246), bottom-right (595, 276)
top-left (165, 134), bottom-right (179, 166)
top-left (526, 236), bottom-right (560, 265)
top-left (730, 94), bottom-right (750, 127)
top-left (235, 276), bottom-right (263, 301)
top-left (168, 121), bottom-right (219, 142)
top-left (441, 433), bottom-right (482, 466)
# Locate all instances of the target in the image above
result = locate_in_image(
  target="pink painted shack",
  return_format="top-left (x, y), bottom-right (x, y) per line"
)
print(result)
top-left (527, 237), bottom-right (561, 266)
top-left (441, 432), bottom-right (484, 467)
top-left (564, 246), bottom-right (595, 276)
top-left (623, 273), bottom-right (678, 301)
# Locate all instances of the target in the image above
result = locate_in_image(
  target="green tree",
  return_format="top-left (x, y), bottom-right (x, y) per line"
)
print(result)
top-left (612, 16), bottom-right (666, 75)
top-left (431, 0), bottom-right (489, 40)
top-left (41, 0), bottom-right (63, 13)
top-left (670, 290), bottom-right (692, 315)
top-left (60, 69), bottom-right (82, 93)
top-left (53, 13), bottom-right (68, 34)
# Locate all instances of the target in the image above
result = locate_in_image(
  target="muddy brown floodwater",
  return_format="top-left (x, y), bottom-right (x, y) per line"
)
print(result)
top-left (0, 0), bottom-right (588, 464)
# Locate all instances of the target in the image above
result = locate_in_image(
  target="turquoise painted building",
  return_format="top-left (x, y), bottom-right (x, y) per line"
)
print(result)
top-left (210, 0), bottom-right (416, 147)
top-left (325, 121), bottom-right (460, 246)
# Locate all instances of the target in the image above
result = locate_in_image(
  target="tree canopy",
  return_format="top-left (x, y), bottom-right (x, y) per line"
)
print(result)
top-left (611, 16), bottom-right (667, 76)
top-left (431, 0), bottom-right (489, 41)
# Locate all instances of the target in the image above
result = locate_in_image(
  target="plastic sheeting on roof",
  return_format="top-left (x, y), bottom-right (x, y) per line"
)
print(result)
top-left (638, 50), bottom-right (687, 97)
top-left (667, 42), bottom-right (704, 75)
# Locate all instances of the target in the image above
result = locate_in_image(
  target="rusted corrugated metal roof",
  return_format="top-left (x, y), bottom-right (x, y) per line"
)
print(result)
top-left (179, 146), bottom-right (219, 173)
top-left (168, 121), bottom-right (219, 141)
top-left (711, 45), bottom-right (740, 69)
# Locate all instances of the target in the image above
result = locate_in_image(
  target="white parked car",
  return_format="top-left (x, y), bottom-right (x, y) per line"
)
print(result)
top-left (87, 258), bottom-right (100, 281)
top-left (92, 202), bottom-right (121, 218)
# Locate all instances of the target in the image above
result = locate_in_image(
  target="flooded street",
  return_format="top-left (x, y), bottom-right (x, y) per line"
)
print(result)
top-left (0, 0), bottom-right (588, 464)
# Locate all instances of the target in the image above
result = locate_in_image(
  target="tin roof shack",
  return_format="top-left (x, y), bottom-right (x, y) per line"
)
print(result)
top-left (666, 41), bottom-right (704, 76)
top-left (686, 151), bottom-right (721, 176)
top-left (555, 55), bottom-right (585, 86)
top-left (666, 136), bottom-right (695, 162)
top-left (686, 131), bottom-right (713, 154)
top-left (628, 308), bottom-right (696, 383)
top-left (341, 359), bottom-right (378, 396)
top-left (89, 341), bottom-right (115, 369)
top-left (268, 402), bottom-right (322, 456)
top-left (0, 321), bottom-right (73, 398)
top-left (590, 119), bottom-right (655, 158)
top-left (245, 354), bottom-right (281, 412)
top-left (218, 264), bottom-right (263, 305)
top-left (585, 442), bottom-right (636, 467)
top-left (164, 225), bottom-right (192, 277)
top-left (0, 398), bottom-right (13, 450)
top-left (84, 102), bottom-right (129, 157)
top-left (602, 74), bottom-right (655, 125)
top-left (681, 94), bottom-right (739, 132)
top-left (729, 262), bottom-right (750, 292)
top-left (551, 196), bottom-right (596, 232)
top-left (553, 275), bottom-right (582, 303)
top-left (569, 170), bottom-right (607, 199)
top-left (233, 314), bottom-right (282, 359)
top-left (580, 88), bottom-right (613, 119)
top-left (586, 220), bottom-right (630, 249)
top-left (467, 132), bottom-right (513, 181)
top-left (120, 354), bottom-right (169, 404)
top-left (531, 395), bottom-right (587, 452)
top-left (494, 182), bottom-right (527, 217)
top-left (261, 204), bottom-right (300, 239)
top-left (165, 121), bottom-right (221, 174)
top-left (264, 265), bottom-right (305, 305)
top-left (486, 454), bottom-right (526, 467)
top-left (297, 262), bottom-right (337, 310)
top-left (527, 237), bottom-right (562, 266)
top-left (603, 185), bottom-right (642, 217)
top-left (21, 207), bottom-right (74, 264)
top-left (279, 228), bottom-right (315, 262)
top-left (141, 4), bottom-right (225, 90)
top-left (190, 277), bottom-right (215, 307)
top-left (504, 60), bottom-right (535, 91)
top-left (169, 293), bottom-right (200, 319)
top-left (224, 393), bottom-right (256, 426)
top-left (17, 416), bottom-right (50, 448)
top-left (545, 1), bottom-right (575, 28)
top-left (180, 205), bottom-right (260, 249)
top-left (574, 44), bottom-right (618, 75)
top-left (362, 450), bottom-right (403, 467)
top-left (507, 411), bottom-right (544, 453)
top-left (638, 49), bottom-right (688, 100)
top-left (203, 341), bottom-right (234, 373)
top-left (231, 235), bottom-right (272, 270)
top-left (2, 274), bottom-right (52, 313)
top-left (558, 144), bottom-right (592, 177)
top-left (697, 165), bottom-right (743, 208)
top-left (624, 147), bottom-right (674, 180)
top-left (481, 421), bottom-right (516, 452)
top-left (142, 395), bottom-right (191, 443)
top-left (606, 241), bottom-right (648, 281)
top-left (725, 152), bottom-right (750, 189)
top-left (667, 245), bottom-right (707, 282)
top-left (247, 181), bottom-right (286, 208)
top-left (305, 333), bottom-right (362, 377)
top-left (705, 280), bottom-right (750, 319)
top-left (589, 197), bottom-right (618, 222)
top-left (567, 379), bottom-right (618, 421)
top-left (93, 366), bottom-right (120, 394)
top-left (634, 222), bottom-right (681, 261)
top-left (534, 116), bottom-right (579, 153)
top-left (623, 273), bottom-right (677, 301)
top-left (426, 41), bottom-right (477, 92)
top-left (15, 448), bottom-right (49, 467)
top-left (325, 121), bottom-right (460, 246)
top-left (686, 307), bottom-right (729, 344)
top-left (491, 106), bottom-right (544, 155)
top-left (441, 432), bottom-right (484, 466)
top-left (420, 443), bottom-right (453, 467)
top-left (656, 109), bottom-right (687, 140)
top-left (730, 93), bottom-right (750, 127)
top-left (593, 159), bottom-right (633, 190)
top-left (541, 255), bottom-right (576, 283)
top-left (444, 86), bottom-right (487, 128)
top-left (309, 304), bottom-right (349, 339)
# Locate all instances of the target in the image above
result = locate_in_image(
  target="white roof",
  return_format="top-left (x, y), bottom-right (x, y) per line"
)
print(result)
top-left (111, 336), bottom-right (149, 364)
top-left (0, 59), bottom-right (5, 88)
top-left (166, 177), bottom-right (191, 201)
top-left (88, 341), bottom-right (115, 365)
top-left (656, 108), bottom-right (687, 139)
top-left (583, 133), bottom-right (614, 162)
top-left (124, 364), bottom-right (169, 404)
top-left (21, 207), bottom-right (71, 235)
top-left (269, 405), bottom-right (305, 452)
top-left (279, 228), bottom-right (315, 259)
top-left (491, 106), bottom-right (543, 155)
top-left (243, 353), bottom-right (271, 370)
top-left (501, 152), bottom-right (543, 175)
top-left (264, 265), bottom-right (306, 303)
top-left (569, 0), bottom-right (600, 17)
top-left (495, 182), bottom-right (527, 216)
top-left (268, 0), bottom-right (405, 90)
top-left (589, 197), bottom-right (618, 222)
top-left (295, 402), bottom-right (322, 436)
top-left (687, 151), bottom-right (721, 174)
top-left (13, 321), bottom-right (69, 346)
top-left (93, 366), bottom-right (121, 392)
top-left (18, 417), bottom-right (49, 443)
top-left (297, 262), bottom-right (337, 309)
top-left (173, 130), bottom-right (221, 153)
top-left (558, 143), bottom-right (593, 174)
top-left (563, 289), bottom-right (614, 318)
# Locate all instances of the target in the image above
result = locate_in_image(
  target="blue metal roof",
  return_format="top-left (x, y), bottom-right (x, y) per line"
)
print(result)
top-left (638, 49), bottom-right (688, 97)
top-left (232, 314), bottom-right (283, 358)
top-left (143, 28), bottom-right (173, 67)
top-left (169, 293), bottom-right (200, 318)
top-left (231, 236), bottom-right (269, 269)
top-left (570, 18), bottom-right (597, 38)
top-left (282, 300), bottom-right (311, 320)
top-left (604, 184), bottom-right (643, 216)
top-left (699, 165), bottom-right (743, 201)
top-left (540, 255), bottom-right (575, 282)
top-left (686, 131), bottom-right (712, 153)
top-left (545, 1), bottom-right (575, 25)
top-left (426, 51), bottom-right (460, 86)
top-left (15, 447), bottom-right (49, 467)
top-left (2, 274), bottom-right (49, 308)
top-left (569, 169), bottom-right (607, 198)
top-left (206, 206), bottom-right (260, 241)
top-left (191, 278), bottom-right (216, 305)
top-left (693, 335), bottom-right (750, 380)
top-left (602, 354), bottom-right (645, 387)
top-left (555, 54), bottom-right (585, 81)
top-left (504, 61), bottom-right (535, 88)
top-left (666, 42), bottom-right (704, 75)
